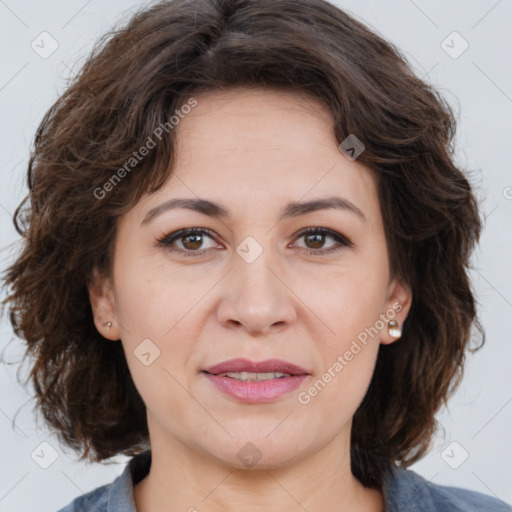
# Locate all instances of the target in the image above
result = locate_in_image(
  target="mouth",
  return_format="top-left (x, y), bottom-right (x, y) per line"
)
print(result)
top-left (203, 358), bottom-right (309, 376)
top-left (210, 371), bottom-right (293, 381)
top-left (202, 358), bottom-right (310, 403)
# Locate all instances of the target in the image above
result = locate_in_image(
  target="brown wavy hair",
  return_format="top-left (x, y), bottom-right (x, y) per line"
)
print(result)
top-left (1, 0), bottom-right (484, 488)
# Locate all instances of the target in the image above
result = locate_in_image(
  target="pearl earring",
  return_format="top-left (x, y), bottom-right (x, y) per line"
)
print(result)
top-left (103, 321), bottom-right (112, 330)
top-left (388, 320), bottom-right (402, 338)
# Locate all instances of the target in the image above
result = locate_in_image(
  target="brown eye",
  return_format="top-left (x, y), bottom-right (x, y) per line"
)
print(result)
top-left (181, 233), bottom-right (205, 251)
top-left (294, 227), bottom-right (353, 253)
top-left (157, 228), bottom-right (219, 255)
top-left (156, 226), bottom-right (352, 257)
top-left (304, 232), bottom-right (326, 249)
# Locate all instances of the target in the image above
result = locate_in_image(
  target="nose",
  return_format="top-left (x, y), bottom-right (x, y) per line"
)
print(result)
top-left (216, 249), bottom-right (298, 336)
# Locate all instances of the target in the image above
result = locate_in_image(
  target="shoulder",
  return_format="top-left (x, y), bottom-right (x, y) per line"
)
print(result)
top-left (55, 451), bottom-right (150, 512)
top-left (430, 482), bottom-right (512, 512)
top-left (56, 483), bottom-right (110, 512)
top-left (383, 465), bottom-right (511, 512)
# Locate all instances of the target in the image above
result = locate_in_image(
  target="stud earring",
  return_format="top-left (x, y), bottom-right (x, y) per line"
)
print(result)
top-left (103, 321), bottom-right (112, 330)
top-left (388, 320), bottom-right (402, 338)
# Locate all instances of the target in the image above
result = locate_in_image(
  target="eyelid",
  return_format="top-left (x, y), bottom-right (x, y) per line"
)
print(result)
top-left (155, 227), bottom-right (218, 251)
top-left (156, 226), bottom-right (353, 255)
top-left (293, 227), bottom-right (353, 250)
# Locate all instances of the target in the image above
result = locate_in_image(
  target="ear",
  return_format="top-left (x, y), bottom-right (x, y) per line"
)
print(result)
top-left (379, 277), bottom-right (413, 345)
top-left (87, 265), bottom-right (121, 341)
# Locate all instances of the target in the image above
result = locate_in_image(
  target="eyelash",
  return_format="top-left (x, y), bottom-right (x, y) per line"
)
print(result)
top-left (155, 227), bottom-right (353, 257)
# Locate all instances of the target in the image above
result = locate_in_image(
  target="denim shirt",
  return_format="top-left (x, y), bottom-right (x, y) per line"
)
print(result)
top-left (57, 451), bottom-right (511, 512)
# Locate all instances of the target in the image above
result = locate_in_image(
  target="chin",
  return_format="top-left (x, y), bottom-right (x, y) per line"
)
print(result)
top-left (202, 432), bottom-right (311, 472)
top-left (214, 449), bottom-right (302, 471)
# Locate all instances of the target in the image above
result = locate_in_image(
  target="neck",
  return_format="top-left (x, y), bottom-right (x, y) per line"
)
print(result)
top-left (133, 423), bottom-right (384, 512)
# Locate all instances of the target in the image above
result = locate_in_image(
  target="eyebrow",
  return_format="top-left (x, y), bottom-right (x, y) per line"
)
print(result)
top-left (141, 196), bottom-right (366, 226)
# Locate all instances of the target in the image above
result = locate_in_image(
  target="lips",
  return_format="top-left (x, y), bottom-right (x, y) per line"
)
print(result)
top-left (203, 358), bottom-right (309, 376)
top-left (202, 358), bottom-right (310, 403)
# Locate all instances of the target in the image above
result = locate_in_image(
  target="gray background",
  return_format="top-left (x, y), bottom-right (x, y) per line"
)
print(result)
top-left (1, 1), bottom-right (511, 510)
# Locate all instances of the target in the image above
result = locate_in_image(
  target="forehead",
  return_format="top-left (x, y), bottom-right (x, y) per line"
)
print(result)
top-left (128, 87), bottom-right (381, 233)
top-left (176, 89), bottom-right (374, 192)
top-left (176, 87), bottom-right (336, 154)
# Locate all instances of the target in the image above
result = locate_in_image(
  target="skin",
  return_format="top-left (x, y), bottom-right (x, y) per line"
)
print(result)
top-left (88, 87), bottom-right (412, 512)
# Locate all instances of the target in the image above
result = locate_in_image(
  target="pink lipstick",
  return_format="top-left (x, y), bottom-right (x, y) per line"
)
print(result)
top-left (202, 358), bottom-right (310, 403)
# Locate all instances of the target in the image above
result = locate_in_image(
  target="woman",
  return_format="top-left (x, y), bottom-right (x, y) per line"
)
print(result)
top-left (2, 0), bottom-right (509, 510)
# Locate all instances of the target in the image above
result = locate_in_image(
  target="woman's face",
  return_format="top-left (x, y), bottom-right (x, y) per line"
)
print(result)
top-left (89, 87), bottom-right (412, 469)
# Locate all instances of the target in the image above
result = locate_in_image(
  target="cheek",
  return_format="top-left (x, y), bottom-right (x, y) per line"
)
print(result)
top-left (309, 267), bottom-right (387, 337)
top-left (302, 328), bottom-right (380, 424)
top-left (304, 269), bottom-right (386, 399)
top-left (113, 253), bottom-right (208, 341)
top-left (113, 262), bottom-right (207, 397)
